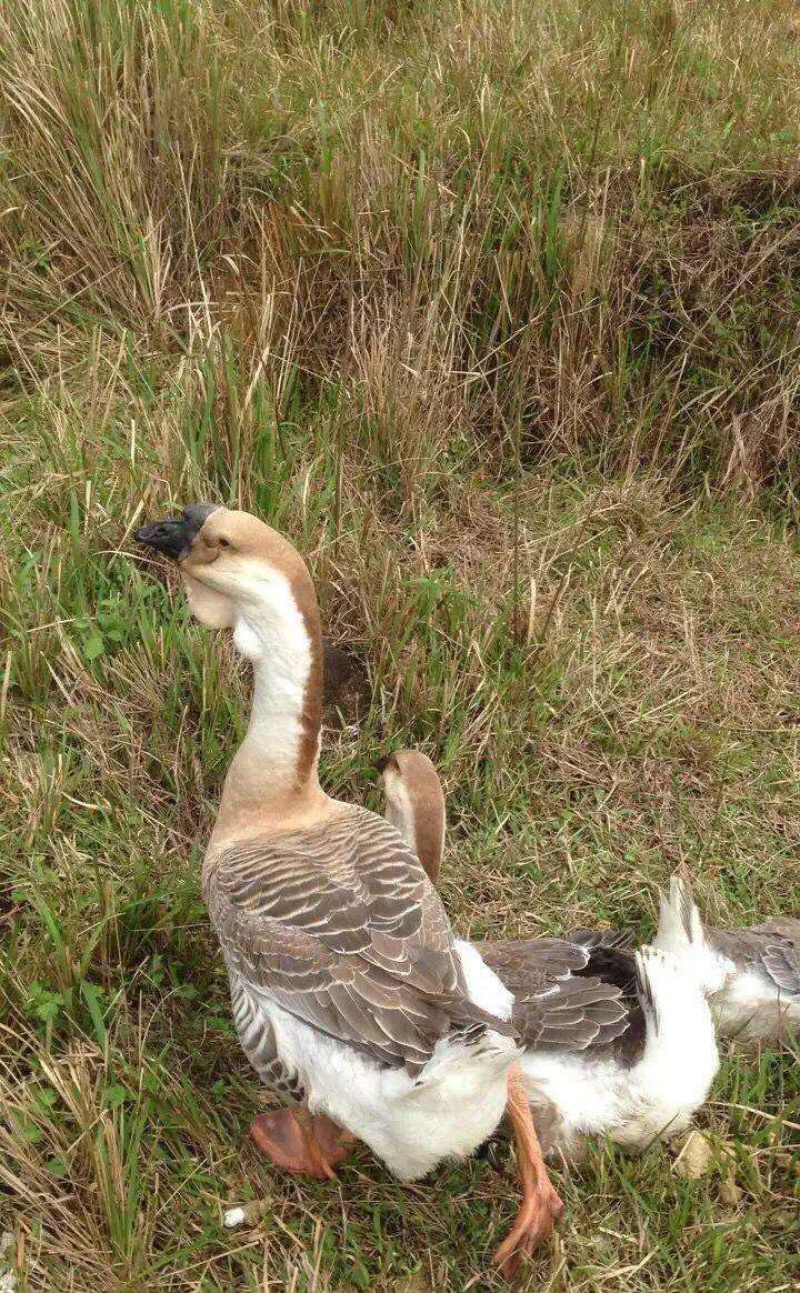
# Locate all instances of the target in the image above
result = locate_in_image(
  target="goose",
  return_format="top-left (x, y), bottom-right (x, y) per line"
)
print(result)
top-left (654, 877), bottom-right (799, 1043)
top-left (379, 750), bottom-right (720, 1163)
top-left (136, 504), bottom-right (567, 1276)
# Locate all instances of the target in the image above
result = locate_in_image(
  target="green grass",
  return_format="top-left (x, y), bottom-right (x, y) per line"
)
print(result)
top-left (1, 0), bottom-right (799, 1287)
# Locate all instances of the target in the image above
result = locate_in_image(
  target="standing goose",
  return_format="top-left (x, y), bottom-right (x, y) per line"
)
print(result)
top-left (655, 877), bottom-right (800, 1042)
top-left (136, 504), bottom-right (564, 1276)
top-left (380, 750), bottom-right (720, 1162)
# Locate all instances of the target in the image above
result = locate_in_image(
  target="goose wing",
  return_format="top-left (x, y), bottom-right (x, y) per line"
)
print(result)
top-left (477, 937), bottom-right (630, 1051)
top-left (711, 920), bottom-right (800, 997)
top-left (749, 919), bottom-right (800, 996)
top-left (566, 927), bottom-right (636, 954)
top-left (206, 805), bottom-right (512, 1074)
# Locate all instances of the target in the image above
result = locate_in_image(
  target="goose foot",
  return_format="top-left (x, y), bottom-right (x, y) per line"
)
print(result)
top-left (311, 1111), bottom-right (357, 1167)
top-left (250, 1107), bottom-right (354, 1180)
top-left (493, 1063), bottom-right (564, 1280)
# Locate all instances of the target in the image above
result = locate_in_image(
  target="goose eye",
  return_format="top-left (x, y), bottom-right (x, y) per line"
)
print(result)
top-left (218, 536), bottom-right (231, 549)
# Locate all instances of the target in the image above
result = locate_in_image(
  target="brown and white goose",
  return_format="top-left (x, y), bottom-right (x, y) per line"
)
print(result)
top-left (136, 504), bottom-right (565, 1275)
top-left (380, 750), bottom-right (720, 1162)
top-left (655, 877), bottom-right (800, 1042)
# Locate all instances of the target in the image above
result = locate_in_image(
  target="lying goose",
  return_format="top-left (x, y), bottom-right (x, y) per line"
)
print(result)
top-left (136, 504), bottom-right (566, 1275)
top-left (379, 750), bottom-right (720, 1162)
top-left (655, 877), bottom-right (799, 1042)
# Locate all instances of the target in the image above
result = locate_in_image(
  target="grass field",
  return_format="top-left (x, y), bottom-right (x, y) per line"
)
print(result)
top-left (1, 0), bottom-right (799, 1288)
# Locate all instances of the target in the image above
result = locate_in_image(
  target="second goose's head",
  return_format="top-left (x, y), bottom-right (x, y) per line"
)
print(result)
top-left (379, 750), bottom-right (445, 886)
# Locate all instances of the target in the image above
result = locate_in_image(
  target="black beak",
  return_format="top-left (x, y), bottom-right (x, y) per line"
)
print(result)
top-left (136, 503), bottom-right (220, 561)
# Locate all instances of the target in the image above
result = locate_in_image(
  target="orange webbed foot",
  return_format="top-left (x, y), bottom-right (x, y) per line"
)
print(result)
top-left (250, 1109), bottom-right (334, 1180)
top-left (493, 1177), bottom-right (563, 1278)
top-left (249, 1108), bottom-right (355, 1180)
top-left (492, 1063), bottom-right (564, 1280)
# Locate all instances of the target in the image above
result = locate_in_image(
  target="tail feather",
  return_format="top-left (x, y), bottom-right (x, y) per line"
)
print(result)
top-left (654, 874), bottom-right (730, 997)
top-left (634, 948), bottom-right (659, 1036)
top-left (676, 876), bottom-right (704, 944)
top-left (655, 875), bottom-right (704, 954)
top-left (414, 1026), bottom-right (518, 1090)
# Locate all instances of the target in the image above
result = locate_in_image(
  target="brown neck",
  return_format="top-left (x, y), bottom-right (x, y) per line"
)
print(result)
top-left (209, 566), bottom-right (326, 846)
top-left (383, 756), bottom-right (446, 886)
top-left (413, 798), bottom-right (444, 887)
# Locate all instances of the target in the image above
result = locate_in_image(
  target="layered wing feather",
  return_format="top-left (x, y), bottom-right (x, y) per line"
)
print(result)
top-left (710, 921), bottom-right (800, 997)
top-left (206, 805), bottom-right (513, 1075)
top-left (745, 920), bottom-right (800, 996)
top-left (477, 937), bottom-right (630, 1051)
top-left (566, 927), bottom-right (636, 954)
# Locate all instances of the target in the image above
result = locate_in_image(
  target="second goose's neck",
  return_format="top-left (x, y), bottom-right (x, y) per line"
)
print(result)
top-left (385, 772), bottom-right (445, 885)
top-left (211, 573), bottom-right (325, 843)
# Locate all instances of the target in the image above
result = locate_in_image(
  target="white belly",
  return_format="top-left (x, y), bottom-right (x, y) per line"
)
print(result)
top-left (250, 992), bottom-right (516, 1181)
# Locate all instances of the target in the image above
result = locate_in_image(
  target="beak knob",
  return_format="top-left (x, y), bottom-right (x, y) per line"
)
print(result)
top-left (135, 503), bottom-right (220, 561)
top-left (135, 517), bottom-right (192, 560)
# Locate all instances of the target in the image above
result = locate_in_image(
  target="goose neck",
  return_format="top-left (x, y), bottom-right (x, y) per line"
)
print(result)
top-left (211, 571), bottom-right (324, 842)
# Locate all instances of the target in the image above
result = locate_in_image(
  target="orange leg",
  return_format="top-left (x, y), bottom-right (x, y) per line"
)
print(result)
top-left (493, 1063), bottom-right (564, 1279)
top-left (250, 1106), bottom-right (355, 1180)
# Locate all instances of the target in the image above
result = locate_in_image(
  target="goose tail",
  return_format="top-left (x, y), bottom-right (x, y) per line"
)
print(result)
top-left (653, 875), bottom-right (727, 996)
top-left (620, 945), bottom-right (720, 1144)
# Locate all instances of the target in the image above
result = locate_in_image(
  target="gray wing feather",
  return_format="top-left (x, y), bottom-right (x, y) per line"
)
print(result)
top-left (712, 920), bottom-right (800, 996)
top-left (566, 927), bottom-right (637, 953)
top-left (477, 937), bottom-right (630, 1052)
top-left (751, 920), bottom-right (800, 995)
top-left (206, 806), bottom-right (513, 1075)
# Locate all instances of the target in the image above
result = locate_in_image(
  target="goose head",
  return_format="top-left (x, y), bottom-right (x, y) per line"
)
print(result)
top-left (379, 750), bottom-right (445, 886)
top-left (136, 503), bottom-right (319, 655)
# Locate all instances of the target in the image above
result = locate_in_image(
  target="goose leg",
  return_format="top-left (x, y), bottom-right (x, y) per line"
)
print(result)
top-left (250, 1106), bottom-right (355, 1180)
top-left (493, 1063), bottom-right (564, 1279)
